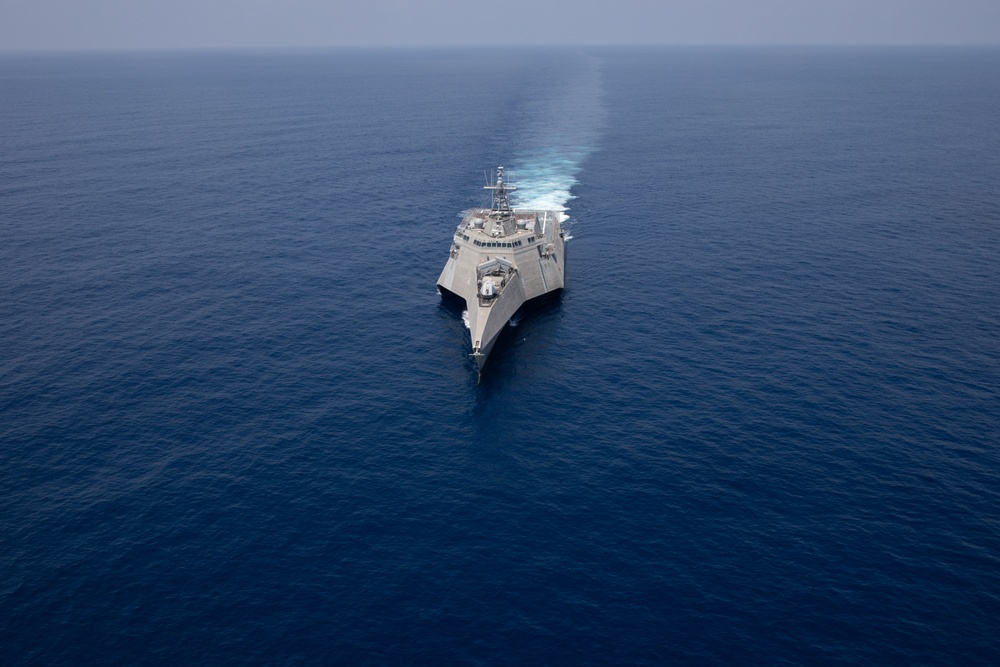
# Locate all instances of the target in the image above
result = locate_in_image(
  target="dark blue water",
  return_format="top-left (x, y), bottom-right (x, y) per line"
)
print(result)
top-left (2, 47), bottom-right (999, 664)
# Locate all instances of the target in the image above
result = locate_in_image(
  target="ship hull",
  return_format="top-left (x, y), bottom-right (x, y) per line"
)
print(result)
top-left (437, 206), bottom-right (565, 375)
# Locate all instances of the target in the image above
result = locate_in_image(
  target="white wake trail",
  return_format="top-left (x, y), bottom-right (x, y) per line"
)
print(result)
top-left (509, 55), bottom-right (606, 225)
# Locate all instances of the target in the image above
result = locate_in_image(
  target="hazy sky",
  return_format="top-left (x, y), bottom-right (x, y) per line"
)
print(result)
top-left (1, 0), bottom-right (998, 51)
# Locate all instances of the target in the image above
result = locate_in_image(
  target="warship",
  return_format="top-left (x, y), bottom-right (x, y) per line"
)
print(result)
top-left (437, 166), bottom-right (566, 376)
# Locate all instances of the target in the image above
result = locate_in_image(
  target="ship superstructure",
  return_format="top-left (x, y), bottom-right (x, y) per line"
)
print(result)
top-left (437, 166), bottom-right (565, 376)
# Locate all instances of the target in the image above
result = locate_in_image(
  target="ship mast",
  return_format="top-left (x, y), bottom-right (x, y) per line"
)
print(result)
top-left (484, 166), bottom-right (516, 216)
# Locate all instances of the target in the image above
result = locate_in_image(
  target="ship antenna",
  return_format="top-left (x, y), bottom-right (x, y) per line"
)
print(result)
top-left (484, 165), bottom-right (516, 215)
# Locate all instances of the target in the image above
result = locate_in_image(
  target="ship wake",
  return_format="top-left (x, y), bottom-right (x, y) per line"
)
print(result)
top-left (509, 54), bottom-right (606, 225)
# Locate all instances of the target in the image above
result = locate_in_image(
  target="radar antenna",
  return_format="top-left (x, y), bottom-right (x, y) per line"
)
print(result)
top-left (484, 166), bottom-right (516, 215)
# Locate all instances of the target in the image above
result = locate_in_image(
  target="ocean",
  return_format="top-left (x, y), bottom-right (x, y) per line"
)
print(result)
top-left (1, 47), bottom-right (999, 664)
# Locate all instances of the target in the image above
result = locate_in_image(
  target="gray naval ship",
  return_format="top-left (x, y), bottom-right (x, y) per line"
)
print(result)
top-left (437, 166), bottom-right (565, 376)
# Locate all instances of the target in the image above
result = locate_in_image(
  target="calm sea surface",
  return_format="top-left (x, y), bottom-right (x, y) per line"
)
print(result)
top-left (2, 47), bottom-right (999, 664)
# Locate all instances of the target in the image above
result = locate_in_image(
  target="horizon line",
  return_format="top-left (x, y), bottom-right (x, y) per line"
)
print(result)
top-left (3, 41), bottom-right (1000, 55)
